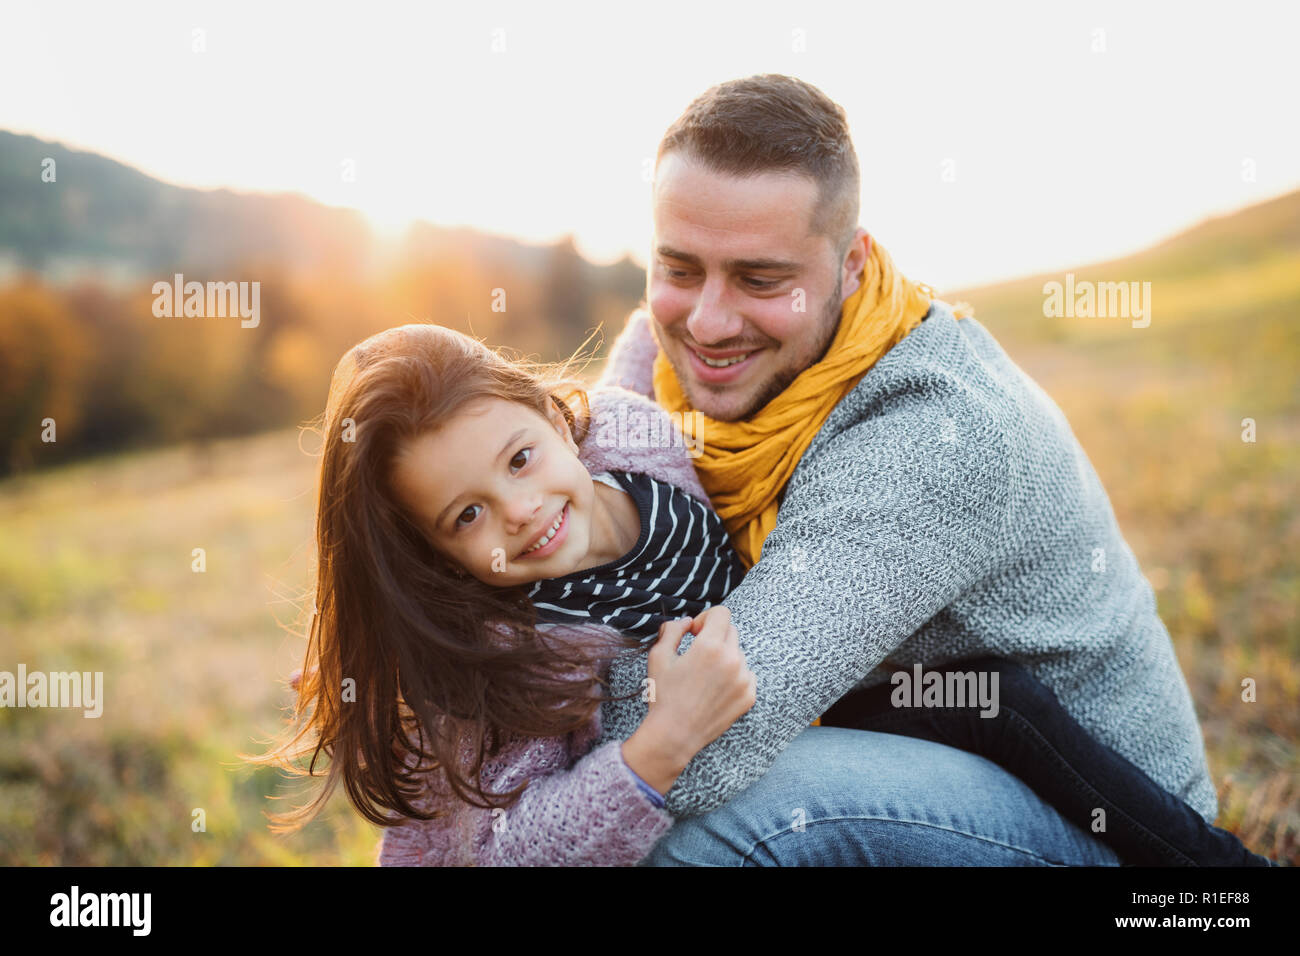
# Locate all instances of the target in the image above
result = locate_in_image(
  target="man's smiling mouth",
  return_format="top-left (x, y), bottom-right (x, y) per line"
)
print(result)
top-left (684, 345), bottom-right (763, 382)
top-left (693, 349), bottom-right (754, 367)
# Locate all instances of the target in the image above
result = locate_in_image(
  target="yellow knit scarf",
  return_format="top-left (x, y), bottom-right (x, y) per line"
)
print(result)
top-left (652, 237), bottom-right (967, 570)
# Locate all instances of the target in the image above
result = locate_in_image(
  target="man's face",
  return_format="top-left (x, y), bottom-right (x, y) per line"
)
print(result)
top-left (648, 151), bottom-right (865, 422)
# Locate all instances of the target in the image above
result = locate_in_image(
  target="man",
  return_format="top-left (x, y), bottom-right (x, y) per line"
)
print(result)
top-left (593, 74), bottom-right (1217, 865)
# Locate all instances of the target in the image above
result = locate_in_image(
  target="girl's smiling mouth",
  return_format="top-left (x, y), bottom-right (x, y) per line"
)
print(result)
top-left (517, 502), bottom-right (569, 560)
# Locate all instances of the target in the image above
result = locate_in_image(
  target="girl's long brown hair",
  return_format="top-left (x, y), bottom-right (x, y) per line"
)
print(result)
top-left (246, 323), bottom-right (646, 831)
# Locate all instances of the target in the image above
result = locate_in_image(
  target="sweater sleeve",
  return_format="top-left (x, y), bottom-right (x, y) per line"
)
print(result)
top-left (378, 725), bottom-right (674, 867)
top-left (477, 735), bottom-right (674, 866)
top-left (598, 380), bottom-right (1016, 817)
top-left (376, 801), bottom-right (433, 866)
top-left (596, 308), bottom-right (657, 398)
top-left (377, 624), bottom-right (675, 866)
top-left (579, 386), bottom-right (711, 505)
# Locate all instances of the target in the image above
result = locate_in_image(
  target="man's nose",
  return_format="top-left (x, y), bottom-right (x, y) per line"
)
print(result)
top-left (686, 274), bottom-right (744, 346)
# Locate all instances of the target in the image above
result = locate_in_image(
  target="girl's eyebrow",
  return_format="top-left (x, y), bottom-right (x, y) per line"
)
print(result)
top-left (434, 426), bottom-right (530, 528)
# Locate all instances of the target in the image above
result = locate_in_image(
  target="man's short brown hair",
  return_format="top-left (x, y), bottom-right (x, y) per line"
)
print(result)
top-left (656, 74), bottom-right (861, 261)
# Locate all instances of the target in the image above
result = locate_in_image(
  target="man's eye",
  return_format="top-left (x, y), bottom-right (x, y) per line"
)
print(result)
top-left (510, 447), bottom-right (533, 472)
top-left (663, 265), bottom-right (691, 280)
top-left (743, 276), bottom-right (778, 290)
top-left (455, 504), bottom-right (481, 527)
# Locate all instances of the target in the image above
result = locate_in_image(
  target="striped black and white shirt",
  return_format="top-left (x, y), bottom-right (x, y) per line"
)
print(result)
top-left (526, 470), bottom-right (745, 642)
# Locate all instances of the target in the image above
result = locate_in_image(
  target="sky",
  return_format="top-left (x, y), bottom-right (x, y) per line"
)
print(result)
top-left (2, 0), bottom-right (1297, 290)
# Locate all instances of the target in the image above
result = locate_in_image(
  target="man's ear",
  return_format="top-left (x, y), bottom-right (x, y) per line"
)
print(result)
top-left (840, 227), bottom-right (870, 302)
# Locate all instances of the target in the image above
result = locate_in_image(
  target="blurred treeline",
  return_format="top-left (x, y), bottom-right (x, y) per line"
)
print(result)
top-left (2, 128), bottom-right (1297, 865)
top-left (0, 130), bottom-right (645, 476)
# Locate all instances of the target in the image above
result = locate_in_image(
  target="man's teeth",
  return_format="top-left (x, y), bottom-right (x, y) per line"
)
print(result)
top-left (696, 351), bottom-right (751, 368)
top-left (524, 507), bottom-right (565, 554)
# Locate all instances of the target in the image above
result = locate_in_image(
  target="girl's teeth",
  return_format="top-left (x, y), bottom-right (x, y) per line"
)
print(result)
top-left (698, 352), bottom-right (750, 368)
top-left (525, 507), bottom-right (565, 553)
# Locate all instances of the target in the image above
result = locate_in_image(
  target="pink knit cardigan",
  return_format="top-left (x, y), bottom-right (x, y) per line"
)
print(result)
top-left (377, 372), bottom-right (710, 867)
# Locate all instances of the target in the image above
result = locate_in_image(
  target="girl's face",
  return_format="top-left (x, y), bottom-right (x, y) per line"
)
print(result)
top-left (390, 396), bottom-right (598, 587)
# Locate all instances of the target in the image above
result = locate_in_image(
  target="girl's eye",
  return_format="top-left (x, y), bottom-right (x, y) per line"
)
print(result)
top-left (451, 448), bottom-right (532, 531)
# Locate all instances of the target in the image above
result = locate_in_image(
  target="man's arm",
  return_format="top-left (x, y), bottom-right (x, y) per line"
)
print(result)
top-left (601, 388), bottom-right (1016, 816)
top-left (595, 308), bottom-right (657, 397)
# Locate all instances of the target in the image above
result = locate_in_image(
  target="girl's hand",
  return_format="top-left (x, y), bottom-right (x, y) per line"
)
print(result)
top-left (620, 606), bottom-right (756, 796)
top-left (649, 606), bottom-right (756, 753)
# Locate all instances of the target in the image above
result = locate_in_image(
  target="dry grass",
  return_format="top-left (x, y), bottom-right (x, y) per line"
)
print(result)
top-left (953, 194), bottom-right (1300, 863)
top-left (0, 431), bottom-right (380, 864)
top-left (2, 193), bottom-right (1296, 865)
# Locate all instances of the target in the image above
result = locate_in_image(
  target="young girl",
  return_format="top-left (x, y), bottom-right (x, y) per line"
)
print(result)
top-left (256, 322), bottom-right (755, 866)
top-left (259, 321), bottom-right (1270, 867)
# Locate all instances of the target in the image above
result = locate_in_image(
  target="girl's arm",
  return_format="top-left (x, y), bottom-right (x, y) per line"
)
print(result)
top-left (378, 727), bottom-right (676, 867)
top-left (378, 613), bottom-right (753, 866)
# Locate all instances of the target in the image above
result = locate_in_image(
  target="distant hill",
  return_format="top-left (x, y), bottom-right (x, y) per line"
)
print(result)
top-left (950, 189), bottom-right (1300, 348)
top-left (0, 129), bottom-right (646, 309)
top-left (0, 130), bottom-right (379, 280)
top-left (0, 130), bottom-right (659, 477)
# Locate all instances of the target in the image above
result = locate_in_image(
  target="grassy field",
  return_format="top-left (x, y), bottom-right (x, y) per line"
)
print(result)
top-left (1, 192), bottom-right (1296, 865)
top-left (0, 431), bottom-right (380, 864)
top-left (949, 191), bottom-right (1300, 863)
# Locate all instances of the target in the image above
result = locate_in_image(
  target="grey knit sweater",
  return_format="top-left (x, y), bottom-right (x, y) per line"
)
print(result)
top-left (594, 302), bottom-right (1219, 823)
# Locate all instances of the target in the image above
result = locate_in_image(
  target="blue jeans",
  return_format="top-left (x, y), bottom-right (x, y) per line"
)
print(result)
top-left (640, 726), bottom-right (1122, 866)
top-left (819, 656), bottom-right (1270, 866)
top-left (642, 657), bottom-right (1271, 866)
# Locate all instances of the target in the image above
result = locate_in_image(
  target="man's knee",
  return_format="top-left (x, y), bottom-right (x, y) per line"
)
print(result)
top-left (640, 728), bottom-right (1119, 866)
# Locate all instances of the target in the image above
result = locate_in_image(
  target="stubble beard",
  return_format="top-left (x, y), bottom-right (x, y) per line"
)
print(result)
top-left (696, 272), bottom-right (844, 423)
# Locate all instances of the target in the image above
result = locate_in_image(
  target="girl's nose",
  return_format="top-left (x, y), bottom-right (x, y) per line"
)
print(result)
top-left (504, 491), bottom-right (543, 532)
